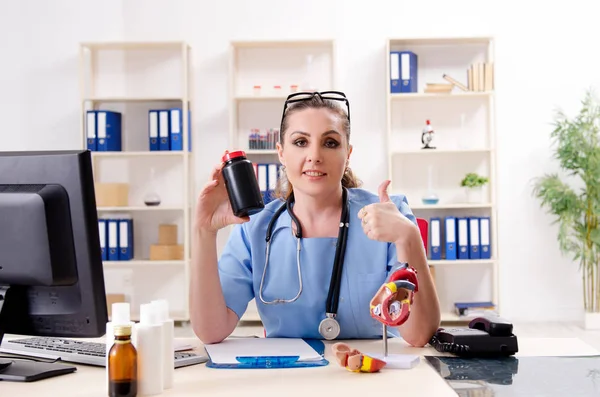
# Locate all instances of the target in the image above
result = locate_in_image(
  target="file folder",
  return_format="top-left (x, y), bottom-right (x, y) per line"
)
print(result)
top-left (390, 51), bottom-right (418, 93)
top-left (480, 217), bottom-right (491, 259)
top-left (118, 218), bottom-right (133, 260)
top-left (97, 111), bottom-right (122, 152)
top-left (457, 217), bottom-right (469, 260)
top-left (205, 338), bottom-right (328, 369)
top-left (148, 110), bottom-right (159, 151)
top-left (159, 110), bottom-right (170, 151)
top-left (107, 219), bottom-right (119, 261)
top-left (430, 217), bottom-right (442, 260)
top-left (266, 163), bottom-right (278, 204)
top-left (98, 219), bottom-right (107, 261)
top-left (468, 217), bottom-right (480, 259)
top-left (86, 111), bottom-right (97, 151)
top-left (258, 164), bottom-right (267, 202)
top-left (445, 217), bottom-right (457, 260)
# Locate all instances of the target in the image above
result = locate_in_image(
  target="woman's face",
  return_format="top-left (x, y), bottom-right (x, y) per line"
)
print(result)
top-left (277, 107), bottom-right (352, 198)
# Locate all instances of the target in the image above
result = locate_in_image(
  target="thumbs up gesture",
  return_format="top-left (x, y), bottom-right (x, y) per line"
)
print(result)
top-left (358, 180), bottom-right (418, 245)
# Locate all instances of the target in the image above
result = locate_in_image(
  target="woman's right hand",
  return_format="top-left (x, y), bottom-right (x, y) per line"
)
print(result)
top-left (195, 162), bottom-right (250, 235)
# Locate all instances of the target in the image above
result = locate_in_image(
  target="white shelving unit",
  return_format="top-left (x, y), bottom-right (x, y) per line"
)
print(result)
top-left (385, 36), bottom-right (498, 324)
top-left (227, 39), bottom-right (336, 321)
top-left (79, 41), bottom-right (194, 322)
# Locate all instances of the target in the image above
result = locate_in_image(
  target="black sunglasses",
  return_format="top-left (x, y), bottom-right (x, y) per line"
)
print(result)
top-left (279, 91), bottom-right (351, 133)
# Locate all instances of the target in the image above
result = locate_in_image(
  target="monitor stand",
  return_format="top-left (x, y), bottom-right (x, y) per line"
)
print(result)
top-left (0, 286), bottom-right (77, 382)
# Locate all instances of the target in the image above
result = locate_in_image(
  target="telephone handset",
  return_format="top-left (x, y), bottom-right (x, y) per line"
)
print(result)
top-left (429, 315), bottom-right (519, 357)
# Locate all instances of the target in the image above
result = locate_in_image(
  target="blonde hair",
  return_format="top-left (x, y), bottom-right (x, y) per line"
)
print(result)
top-left (274, 95), bottom-right (362, 200)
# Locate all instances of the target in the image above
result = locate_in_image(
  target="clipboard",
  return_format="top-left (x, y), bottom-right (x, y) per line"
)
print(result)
top-left (205, 338), bottom-right (329, 369)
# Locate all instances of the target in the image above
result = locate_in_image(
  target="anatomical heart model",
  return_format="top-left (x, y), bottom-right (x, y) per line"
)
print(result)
top-left (331, 343), bottom-right (386, 373)
top-left (370, 263), bottom-right (418, 327)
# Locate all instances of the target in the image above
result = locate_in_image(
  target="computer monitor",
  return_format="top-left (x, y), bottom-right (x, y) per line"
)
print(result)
top-left (0, 150), bottom-right (108, 381)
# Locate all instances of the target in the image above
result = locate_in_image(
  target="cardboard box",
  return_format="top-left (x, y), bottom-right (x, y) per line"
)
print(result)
top-left (158, 224), bottom-right (178, 245)
top-left (150, 244), bottom-right (184, 261)
top-left (95, 183), bottom-right (129, 207)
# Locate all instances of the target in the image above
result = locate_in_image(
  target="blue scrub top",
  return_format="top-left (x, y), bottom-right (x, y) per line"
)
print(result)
top-left (217, 187), bottom-right (417, 340)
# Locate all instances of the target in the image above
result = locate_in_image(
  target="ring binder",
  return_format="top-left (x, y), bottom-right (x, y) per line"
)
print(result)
top-left (205, 339), bottom-right (329, 369)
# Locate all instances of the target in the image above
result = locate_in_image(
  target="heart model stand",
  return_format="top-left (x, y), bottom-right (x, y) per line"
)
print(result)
top-left (368, 263), bottom-right (420, 369)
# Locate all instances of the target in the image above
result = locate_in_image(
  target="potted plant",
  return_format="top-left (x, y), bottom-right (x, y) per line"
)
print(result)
top-left (460, 173), bottom-right (489, 203)
top-left (532, 89), bottom-right (600, 329)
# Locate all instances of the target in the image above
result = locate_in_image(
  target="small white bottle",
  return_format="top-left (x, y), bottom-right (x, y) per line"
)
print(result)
top-left (105, 302), bottom-right (135, 390)
top-left (133, 303), bottom-right (164, 395)
top-left (151, 299), bottom-right (174, 389)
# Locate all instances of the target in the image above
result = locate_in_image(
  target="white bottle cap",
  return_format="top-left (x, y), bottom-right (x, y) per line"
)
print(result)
top-left (151, 299), bottom-right (169, 322)
top-left (139, 303), bottom-right (158, 325)
top-left (111, 302), bottom-right (131, 325)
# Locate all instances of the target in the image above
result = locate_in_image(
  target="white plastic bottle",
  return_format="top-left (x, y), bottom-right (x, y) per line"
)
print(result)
top-left (151, 299), bottom-right (174, 389)
top-left (133, 303), bottom-right (164, 395)
top-left (105, 302), bottom-right (135, 390)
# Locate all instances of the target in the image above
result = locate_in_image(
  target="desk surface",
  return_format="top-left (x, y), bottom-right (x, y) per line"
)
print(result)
top-left (2, 337), bottom-right (598, 396)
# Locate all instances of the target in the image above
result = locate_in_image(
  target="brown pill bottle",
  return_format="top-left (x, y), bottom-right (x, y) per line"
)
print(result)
top-left (108, 324), bottom-right (138, 397)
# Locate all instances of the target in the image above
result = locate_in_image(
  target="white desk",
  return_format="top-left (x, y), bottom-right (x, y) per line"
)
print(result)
top-left (2, 337), bottom-right (598, 396)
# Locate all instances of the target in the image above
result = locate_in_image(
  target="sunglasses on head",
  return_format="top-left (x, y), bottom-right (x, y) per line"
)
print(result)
top-left (279, 91), bottom-right (351, 133)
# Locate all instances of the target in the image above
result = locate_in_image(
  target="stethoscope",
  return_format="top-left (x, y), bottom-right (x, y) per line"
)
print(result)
top-left (258, 187), bottom-right (350, 340)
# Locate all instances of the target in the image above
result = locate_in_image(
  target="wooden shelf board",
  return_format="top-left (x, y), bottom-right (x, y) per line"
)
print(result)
top-left (245, 150), bottom-right (278, 155)
top-left (231, 39), bottom-right (333, 48)
top-left (429, 259), bottom-right (495, 266)
top-left (390, 91), bottom-right (493, 100)
top-left (234, 95), bottom-right (288, 101)
top-left (97, 206), bottom-right (185, 212)
top-left (103, 260), bottom-right (185, 267)
top-left (91, 151), bottom-right (187, 157)
top-left (408, 203), bottom-right (494, 210)
top-left (391, 149), bottom-right (492, 155)
top-left (388, 36), bottom-right (493, 46)
top-left (84, 97), bottom-right (186, 103)
top-left (81, 41), bottom-right (189, 50)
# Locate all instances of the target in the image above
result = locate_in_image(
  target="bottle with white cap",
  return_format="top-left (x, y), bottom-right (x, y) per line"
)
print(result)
top-left (151, 299), bottom-right (174, 389)
top-left (132, 303), bottom-right (164, 395)
top-left (105, 302), bottom-right (135, 391)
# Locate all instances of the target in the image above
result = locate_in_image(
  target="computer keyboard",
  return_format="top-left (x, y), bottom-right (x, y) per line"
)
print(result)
top-left (0, 337), bottom-right (208, 368)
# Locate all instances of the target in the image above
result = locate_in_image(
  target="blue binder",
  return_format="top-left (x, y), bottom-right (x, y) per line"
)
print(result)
top-left (107, 219), bottom-right (119, 261)
top-left (468, 217), bottom-right (480, 259)
top-left (86, 111), bottom-right (97, 151)
top-left (98, 219), bottom-right (107, 261)
top-left (445, 217), bottom-right (457, 260)
top-left (390, 51), bottom-right (418, 93)
top-left (456, 217), bottom-right (469, 260)
top-left (429, 217), bottom-right (442, 260)
top-left (118, 219), bottom-right (134, 260)
top-left (206, 339), bottom-right (328, 369)
top-left (159, 110), bottom-right (170, 151)
top-left (480, 217), bottom-right (491, 259)
top-left (169, 108), bottom-right (192, 151)
top-left (148, 110), bottom-right (159, 151)
top-left (97, 111), bottom-right (122, 152)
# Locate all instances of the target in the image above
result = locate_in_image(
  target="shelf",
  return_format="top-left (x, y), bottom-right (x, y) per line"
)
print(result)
top-left (91, 151), bottom-right (187, 158)
top-left (235, 95), bottom-right (289, 101)
top-left (429, 259), bottom-right (495, 266)
top-left (97, 206), bottom-right (185, 212)
top-left (441, 312), bottom-right (472, 323)
top-left (245, 149), bottom-right (278, 155)
top-left (388, 36), bottom-right (493, 46)
top-left (390, 91), bottom-right (493, 100)
top-left (83, 97), bottom-right (187, 103)
top-left (408, 203), bottom-right (493, 210)
top-left (231, 39), bottom-right (333, 48)
top-left (392, 149), bottom-right (491, 155)
top-left (103, 260), bottom-right (186, 268)
top-left (81, 41), bottom-right (190, 51)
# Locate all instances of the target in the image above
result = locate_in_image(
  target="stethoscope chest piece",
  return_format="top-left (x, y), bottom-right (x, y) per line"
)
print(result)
top-left (319, 315), bottom-right (340, 340)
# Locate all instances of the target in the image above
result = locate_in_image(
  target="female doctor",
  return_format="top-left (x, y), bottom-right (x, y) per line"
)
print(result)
top-left (190, 92), bottom-right (440, 347)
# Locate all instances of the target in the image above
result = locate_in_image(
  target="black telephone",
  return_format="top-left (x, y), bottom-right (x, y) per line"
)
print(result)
top-left (428, 315), bottom-right (519, 358)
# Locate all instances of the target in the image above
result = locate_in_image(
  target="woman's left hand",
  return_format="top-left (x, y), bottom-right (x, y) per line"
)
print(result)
top-left (358, 180), bottom-right (419, 245)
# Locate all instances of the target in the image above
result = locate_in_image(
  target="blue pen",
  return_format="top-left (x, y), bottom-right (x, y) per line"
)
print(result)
top-left (236, 356), bottom-right (300, 368)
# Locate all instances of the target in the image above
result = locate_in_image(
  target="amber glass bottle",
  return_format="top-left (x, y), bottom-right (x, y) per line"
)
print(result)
top-left (108, 324), bottom-right (138, 397)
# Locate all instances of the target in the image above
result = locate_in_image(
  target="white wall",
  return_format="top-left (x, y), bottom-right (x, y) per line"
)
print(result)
top-left (2, 0), bottom-right (600, 322)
